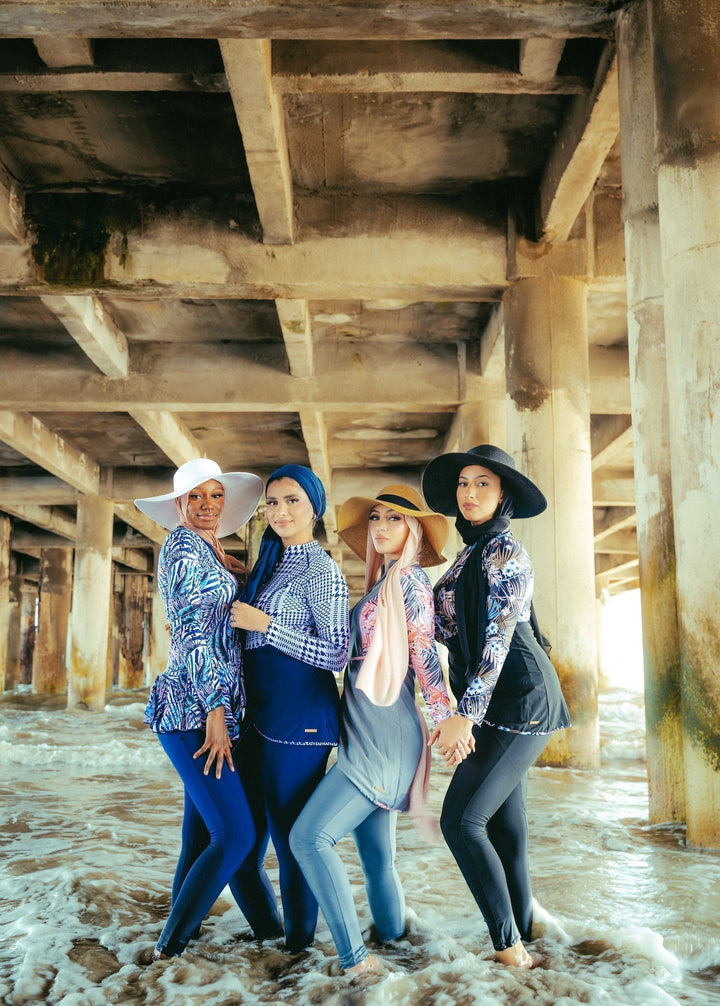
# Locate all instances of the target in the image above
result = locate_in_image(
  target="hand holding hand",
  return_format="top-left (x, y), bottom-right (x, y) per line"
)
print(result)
top-left (429, 714), bottom-right (475, 767)
top-left (194, 706), bottom-right (234, 779)
top-left (230, 601), bottom-right (272, 634)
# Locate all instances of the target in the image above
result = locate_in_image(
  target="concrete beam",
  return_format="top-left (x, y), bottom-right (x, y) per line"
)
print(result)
top-left (299, 409), bottom-right (331, 486)
top-left (33, 36), bottom-right (94, 67)
top-left (0, 4), bottom-right (620, 41)
top-left (479, 304), bottom-right (505, 381)
top-left (8, 193), bottom-right (507, 299)
top-left (588, 345), bottom-right (631, 414)
top-left (41, 295), bottom-right (129, 378)
top-left (114, 502), bottom-right (168, 546)
top-left (0, 502), bottom-right (76, 539)
top-left (538, 43), bottom-right (619, 242)
top-left (220, 38), bottom-right (295, 245)
top-left (591, 414), bottom-right (633, 468)
top-left (0, 341), bottom-right (463, 412)
top-left (518, 38), bottom-right (566, 82)
top-left (277, 299), bottom-right (313, 378)
top-left (0, 173), bottom-right (25, 243)
top-left (0, 70), bottom-right (226, 92)
top-left (0, 411), bottom-right (100, 494)
top-left (593, 469), bottom-right (635, 506)
top-left (128, 410), bottom-right (203, 467)
top-left (593, 506), bottom-right (636, 540)
top-left (11, 530), bottom-right (152, 549)
top-left (0, 338), bottom-right (628, 415)
top-left (272, 40), bottom-right (585, 95)
top-left (593, 529), bottom-right (638, 554)
top-left (595, 553), bottom-right (638, 576)
top-left (113, 548), bottom-right (151, 571)
top-left (0, 477), bottom-right (77, 505)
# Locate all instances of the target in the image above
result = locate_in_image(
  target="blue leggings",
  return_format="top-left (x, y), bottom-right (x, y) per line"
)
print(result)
top-left (156, 730), bottom-right (255, 957)
top-left (440, 725), bottom-right (548, 951)
top-left (229, 727), bottom-right (331, 951)
top-left (290, 765), bottom-right (404, 970)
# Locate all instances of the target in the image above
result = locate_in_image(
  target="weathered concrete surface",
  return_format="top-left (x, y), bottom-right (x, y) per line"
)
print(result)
top-left (505, 274), bottom-right (599, 768)
top-left (68, 496), bottom-right (114, 711)
top-left (32, 548), bottom-right (72, 695)
top-left (659, 153), bottom-right (720, 847)
top-left (0, 517), bottom-right (10, 692)
top-left (118, 574), bottom-right (147, 689)
top-left (617, 1), bottom-right (684, 824)
top-left (0, 1), bottom-right (620, 40)
top-left (650, 0), bottom-right (720, 165)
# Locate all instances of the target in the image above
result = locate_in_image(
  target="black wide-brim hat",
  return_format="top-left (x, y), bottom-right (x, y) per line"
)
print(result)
top-left (422, 444), bottom-right (547, 519)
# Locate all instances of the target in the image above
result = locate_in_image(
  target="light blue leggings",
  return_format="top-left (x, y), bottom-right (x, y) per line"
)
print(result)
top-left (289, 764), bottom-right (405, 969)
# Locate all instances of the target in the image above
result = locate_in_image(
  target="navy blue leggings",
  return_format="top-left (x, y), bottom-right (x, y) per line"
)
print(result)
top-left (156, 730), bottom-right (255, 957)
top-left (229, 726), bottom-right (331, 951)
top-left (440, 725), bottom-right (548, 952)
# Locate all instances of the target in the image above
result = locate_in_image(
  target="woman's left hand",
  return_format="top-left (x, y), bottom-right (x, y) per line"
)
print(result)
top-left (230, 601), bottom-right (272, 633)
top-left (194, 706), bottom-right (235, 779)
top-left (429, 714), bottom-right (475, 767)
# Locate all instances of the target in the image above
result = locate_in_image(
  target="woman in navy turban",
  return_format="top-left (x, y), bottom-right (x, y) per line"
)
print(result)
top-left (228, 465), bottom-right (350, 951)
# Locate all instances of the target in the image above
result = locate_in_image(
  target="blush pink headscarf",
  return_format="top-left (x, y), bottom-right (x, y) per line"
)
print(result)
top-left (354, 515), bottom-right (440, 841)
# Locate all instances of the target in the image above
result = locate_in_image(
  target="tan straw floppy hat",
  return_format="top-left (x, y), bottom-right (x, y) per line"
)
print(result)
top-left (338, 484), bottom-right (449, 567)
top-left (134, 458), bottom-right (263, 537)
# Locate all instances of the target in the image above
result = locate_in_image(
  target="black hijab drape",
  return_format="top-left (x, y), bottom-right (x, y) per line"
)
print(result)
top-left (452, 501), bottom-right (550, 696)
top-left (454, 513), bottom-right (509, 686)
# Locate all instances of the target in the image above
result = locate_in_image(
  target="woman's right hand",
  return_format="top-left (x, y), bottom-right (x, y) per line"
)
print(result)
top-left (429, 714), bottom-right (475, 766)
top-left (193, 705), bottom-right (235, 779)
top-left (230, 600), bottom-right (272, 634)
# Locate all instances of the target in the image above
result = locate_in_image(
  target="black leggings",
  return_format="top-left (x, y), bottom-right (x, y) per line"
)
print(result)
top-left (440, 725), bottom-right (548, 951)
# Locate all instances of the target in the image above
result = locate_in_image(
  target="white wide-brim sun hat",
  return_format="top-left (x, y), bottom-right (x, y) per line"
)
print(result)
top-left (134, 458), bottom-right (264, 538)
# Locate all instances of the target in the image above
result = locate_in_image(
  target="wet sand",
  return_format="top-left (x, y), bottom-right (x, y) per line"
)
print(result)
top-left (1, 688), bottom-right (719, 1005)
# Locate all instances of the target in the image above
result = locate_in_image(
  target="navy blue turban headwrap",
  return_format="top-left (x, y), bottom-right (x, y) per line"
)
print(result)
top-left (242, 464), bottom-right (326, 604)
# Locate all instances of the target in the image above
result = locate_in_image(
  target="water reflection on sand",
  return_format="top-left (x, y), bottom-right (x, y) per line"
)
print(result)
top-left (1, 688), bottom-right (719, 1005)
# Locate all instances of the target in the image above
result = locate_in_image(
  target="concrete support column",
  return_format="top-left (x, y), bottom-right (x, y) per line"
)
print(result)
top-left (505, 275), bottom-right (599, 768)
top-left (19, 580), bottom-right (37, 685)
top-left (0, 516), bottom-right (10, 692)
top-left (449, 399), bottom-right (507, 453)
top-left (148, 546), bottom-right (169, 682)
top-left (68, 495), bottom-right (114, 711)
top-left (6, 569), bottom-right (23, 690)
top-left (118, 574), bottom-right (148, 689)
top-left (617, 1), bottom-right (684, 823)
top-left (32, 548), bottom-right (73, 695)
top-left (650, 0), bottom-right (720, 848)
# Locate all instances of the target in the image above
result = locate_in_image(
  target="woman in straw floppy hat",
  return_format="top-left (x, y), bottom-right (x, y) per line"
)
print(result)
top-left (421, 445), bottom-right (570, 970)
top-left (227, 464), bottom-right (349, 953)
top-left (290, 484), bottom-right (460, 978)
top-left (134, 457), bottom-right (263, 961)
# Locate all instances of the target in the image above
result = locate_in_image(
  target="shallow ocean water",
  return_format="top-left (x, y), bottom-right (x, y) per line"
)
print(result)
top-left (1, 687), bottom-right (719, 1006)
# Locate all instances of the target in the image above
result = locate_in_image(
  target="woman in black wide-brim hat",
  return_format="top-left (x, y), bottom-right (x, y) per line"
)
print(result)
top-left (422, 444), bottom-right (570, 970)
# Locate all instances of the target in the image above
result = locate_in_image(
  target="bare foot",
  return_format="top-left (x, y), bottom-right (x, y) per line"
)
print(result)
top-left (494, 941), bottom-right (539, 969)
top-left (344, 953), bottom-right (386, 979)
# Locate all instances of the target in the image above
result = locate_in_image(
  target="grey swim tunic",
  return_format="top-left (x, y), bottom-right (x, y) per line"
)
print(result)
top-left (335, 565), bottom-right (452, 812)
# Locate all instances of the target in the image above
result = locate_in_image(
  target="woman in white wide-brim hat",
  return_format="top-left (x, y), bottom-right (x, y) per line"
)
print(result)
top-left (290, 484), bottom-right (459, 979)
top-left (134, 457), bottom-right (263, 962)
